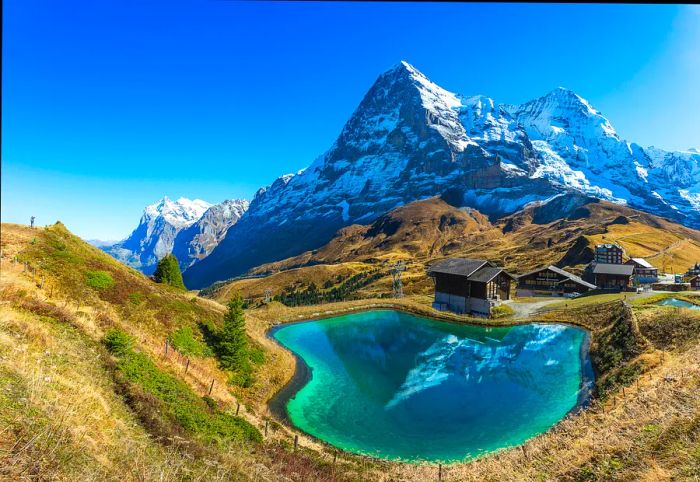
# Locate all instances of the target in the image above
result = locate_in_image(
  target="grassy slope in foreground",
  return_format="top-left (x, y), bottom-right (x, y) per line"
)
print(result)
top-left (0, 223), bottom-right (353, 482)
top-left (2, 222), bottom-right (700, 481)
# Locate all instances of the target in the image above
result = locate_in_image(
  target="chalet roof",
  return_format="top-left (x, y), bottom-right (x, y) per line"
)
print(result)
top-left (428, 258), bottom-right (489, 277)
top-left (592, 263), bottom-right (634, 276)
top-left (628, 257), bottom-right (655, 269)
top-left (518, 265), bottom-right (597, 289)
top-left (467, 267), bottom-right (507, 283)
top-left (429, 258), bottom-right (516, 284)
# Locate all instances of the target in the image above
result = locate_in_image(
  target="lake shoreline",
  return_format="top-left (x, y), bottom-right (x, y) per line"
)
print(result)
top-left (267, 324), bottom-right (312, 425)
top-left (265, 309), bottom-right (595, 464)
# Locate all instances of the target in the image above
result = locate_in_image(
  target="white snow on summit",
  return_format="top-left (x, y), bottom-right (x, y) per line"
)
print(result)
top-left (144, 196), bottom-right (211, 229)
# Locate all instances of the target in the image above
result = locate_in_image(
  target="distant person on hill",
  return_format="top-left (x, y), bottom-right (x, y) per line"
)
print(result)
top-left (30, 216), bottom-right (35, 229)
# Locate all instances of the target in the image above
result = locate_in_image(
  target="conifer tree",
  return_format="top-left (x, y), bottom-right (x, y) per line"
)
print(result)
top-left (153, 254), bottom-right (186, 289)
top-left (218, 292), bottom-right (249, 371)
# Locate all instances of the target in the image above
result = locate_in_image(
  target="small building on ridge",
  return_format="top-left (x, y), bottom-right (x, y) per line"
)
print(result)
top-left (594, 244), bottom-right (624, 265)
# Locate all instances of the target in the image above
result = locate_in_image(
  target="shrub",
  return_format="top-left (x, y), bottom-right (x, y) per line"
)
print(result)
top-left (109, 340), bottom-right (261, 444)
top-left (153, 254), bottom-right (186, 290)
top-left (103, 328), bottom-right (133, 355)
top-left (170, 326), bottom-right (213, 357)
top-left (127, 292), bottom-right (144, 305)
top-left (491, 304), bottom-right (514, 319)
top-left (18, 297), bottom-right (74, 324)
top-left (86, 270), bottom-right (114, 290)
top-left (248, 345), bottom-right (265, 365)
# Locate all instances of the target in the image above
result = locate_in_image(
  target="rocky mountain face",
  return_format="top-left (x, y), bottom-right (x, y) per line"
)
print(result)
top-left (103, 197), bottom-right (247, 274)
top-left (172, 199), bottom-right (249, 270)
top-left (181, 61), bottom-right (699, 288)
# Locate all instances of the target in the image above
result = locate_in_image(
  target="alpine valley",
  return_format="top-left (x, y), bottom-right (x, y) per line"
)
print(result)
top-left (101, 62), bottom-right (699, 288)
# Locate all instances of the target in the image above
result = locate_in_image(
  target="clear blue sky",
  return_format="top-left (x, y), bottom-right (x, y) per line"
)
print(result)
top-left (3, 2), bottom-right (699, 240)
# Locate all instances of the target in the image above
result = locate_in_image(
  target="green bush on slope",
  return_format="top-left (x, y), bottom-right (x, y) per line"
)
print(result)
top-left (86, 270), bottom-right (114, 290)
top-left (103, 329), bottom-right (261, 445)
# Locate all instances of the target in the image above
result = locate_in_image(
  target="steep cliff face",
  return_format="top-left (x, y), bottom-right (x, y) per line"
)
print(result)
top-left (171, 199), bottom-right (249, 269)
top-left (183, 62), bottom-right (555, 288)
top-left (178, 61), bottom-right (698, 288)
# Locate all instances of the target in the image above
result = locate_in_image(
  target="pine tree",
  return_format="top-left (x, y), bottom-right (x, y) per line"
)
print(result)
top-left (153, 254), bottom-right (186, 289)
top-left (218, 292), bottom-right (249, 371)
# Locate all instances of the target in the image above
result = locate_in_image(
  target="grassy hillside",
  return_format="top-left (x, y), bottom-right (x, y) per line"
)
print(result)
top-left (0, 223), bottom-right (361, 481)
top-left (2, 222), bottom-right (699, 481)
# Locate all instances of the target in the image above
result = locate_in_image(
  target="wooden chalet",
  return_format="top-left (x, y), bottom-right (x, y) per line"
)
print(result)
top-left (625, 258), bottom-right (659, 284)
top-left (591, 263), bottom-right (634, 290)
top-left (428, 258), bottom-right (516, 316)
top-left (516, 265), bottom-right (596, 297)
top-left (689, 275), bottom-right (700, 289)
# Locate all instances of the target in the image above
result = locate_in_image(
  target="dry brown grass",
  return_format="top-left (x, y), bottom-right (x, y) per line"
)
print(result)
top-left (3, 221), bottom-right (700, 481)
top-left (588, 221), bottom-right (700, 274)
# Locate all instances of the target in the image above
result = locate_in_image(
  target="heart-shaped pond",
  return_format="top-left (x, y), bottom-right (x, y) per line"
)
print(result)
top-left (271, 310), bottom-right (593, 462)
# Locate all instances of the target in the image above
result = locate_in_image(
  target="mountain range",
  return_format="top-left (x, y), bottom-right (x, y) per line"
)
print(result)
top-left (100, 61), bottom-right (699, 288)
top-left (103, 197), bottom-right (248, 274)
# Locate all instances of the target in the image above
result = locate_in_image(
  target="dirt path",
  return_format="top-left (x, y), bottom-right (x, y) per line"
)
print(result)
top-left (507, 298), bottom-right (561, 319)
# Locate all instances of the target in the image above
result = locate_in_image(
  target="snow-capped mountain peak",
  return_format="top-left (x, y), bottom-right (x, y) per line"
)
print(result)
top-left (399, 60), bottom-right (474, 152)
top-left (103, 196), bottom-right (250, 275)
top-left (182, 61), bottom-right (699, 288)
top-left (143, 196), bottom-right (211, 228)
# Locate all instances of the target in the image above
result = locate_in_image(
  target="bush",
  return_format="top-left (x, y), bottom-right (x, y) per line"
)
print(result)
top-left (248, 345), bottom-right (265, 365)
top-left (86, 270), bottom-right (114, 290)
top-left (127, 292), bottom-right (144, 305)
top-left (103, 328), bottom-right (133, 355)
top-left (491, 304), bottom-right (515, 319)
top-left (153, 254), bottom-right (186, 290)
top-left (109, 339), bottom-right (261, 444)
top-left (170, 326), bottom-right (213, 357)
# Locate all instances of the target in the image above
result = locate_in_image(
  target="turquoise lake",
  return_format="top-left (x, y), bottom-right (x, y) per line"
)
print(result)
top-left (271, 310), bottom-right (592, 462)
top-left (657, 298), bottom-right (700, 310)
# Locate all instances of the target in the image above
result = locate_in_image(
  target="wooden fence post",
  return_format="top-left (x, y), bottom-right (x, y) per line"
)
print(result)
top-left (438, 463), bottom-right (442, 481)
top-left (236, 402), bottom-right (240, 416)
top-left (164, 339), bottom-right (169, 356)
top-left (208, 379), bottom-right (215, 395)
top-left (294, 435), bottom-right (298, 451)
top-left (185, 358), bottom-right (190, 374)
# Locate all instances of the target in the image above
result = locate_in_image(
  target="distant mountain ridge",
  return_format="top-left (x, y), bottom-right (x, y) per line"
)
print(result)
top-left (182, 61), bottom-right (699, 288)
top-left (103, 197), bottom-right (248, 274)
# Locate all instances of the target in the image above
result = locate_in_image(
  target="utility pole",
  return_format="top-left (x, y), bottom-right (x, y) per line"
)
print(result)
top-left (390, 261), bottom-right (406, 298)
